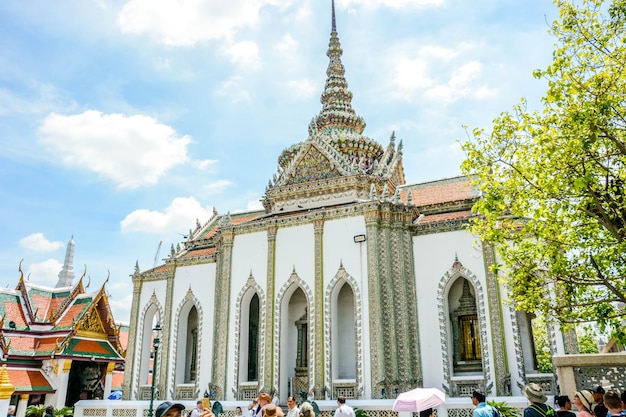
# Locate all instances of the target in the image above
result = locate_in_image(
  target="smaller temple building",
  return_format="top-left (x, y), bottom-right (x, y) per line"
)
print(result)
top-left (0, 238), bottom-right (125, 413)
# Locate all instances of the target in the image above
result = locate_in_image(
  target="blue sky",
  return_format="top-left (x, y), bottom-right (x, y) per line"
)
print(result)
top-left (0, 0), bottom-right (559, 323)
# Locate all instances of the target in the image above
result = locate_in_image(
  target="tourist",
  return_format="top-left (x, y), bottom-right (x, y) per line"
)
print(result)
top-left (554, 395), bottom-right (575, 417)
top-left (7, 405), bottom-right (15, 417)
top-left (604, 391), bottom-right (622, 417)
top-left (573, 390), bottom-right (595, 417)
top-left (249, 399), bottom-right (259, 417)
top-left (472, 390), bottom-right (494, 417)
top-left (256, 393), bottom-right (272, 417)
top-left (263, 404), bottom-right (284, 417)
top-left (522, 383), bottom-right (554, 417)
top-left (44, 406), bottom-right (54, 417)
top-left (420, 409), bottom-right (433, 417)
top-left (593, 386), bottom-right (608, 417)
top-left (621, 391), bottom-right (626, 416)
top-left (235, 407), bottom-right (243, 417)
top-left (156, 402), bottom-right (186, 417)
top-left (300, 402), bottom-right (315, 417)
top-left (334, 396), bottom-right (355, 417)
top-left (191, 400), bottom-right (204, 417)
top-left (286, 396), bottom-right (300, 417)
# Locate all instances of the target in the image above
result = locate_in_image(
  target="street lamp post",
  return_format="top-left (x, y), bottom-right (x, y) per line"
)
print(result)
top-left (147, 323), bottom-right (162, 417)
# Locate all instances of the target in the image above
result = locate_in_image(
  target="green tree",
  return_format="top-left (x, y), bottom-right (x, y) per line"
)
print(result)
top-left (577, 325), bottom-right (601, 353)
top-left (461, 0), bottom-right (626, 342)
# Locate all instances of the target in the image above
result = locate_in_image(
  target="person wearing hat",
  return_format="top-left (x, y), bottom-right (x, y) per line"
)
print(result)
top-left (593, 386), bottom-right (608, 417)
top-left (256, 393), bottom-right (272, 417)
top-left (156, 402), bottom-right (214, 417)
top-left (471, 390), bottom-right (495, 417)
top-left (156, 402), bottom-right (186, 417)
top-left (573, 390), bottom-right (596, 417)
top-left (263, 404), bottom-right (285, 417)
top-left (523, 383), bottom-right (555, 417)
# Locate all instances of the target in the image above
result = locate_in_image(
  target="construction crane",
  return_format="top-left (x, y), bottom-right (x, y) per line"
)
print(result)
top-left (153, 240), bottom-right (162, 268)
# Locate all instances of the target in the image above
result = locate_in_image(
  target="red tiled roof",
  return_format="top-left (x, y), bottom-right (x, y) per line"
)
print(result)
top-left (416, 210), bottom-right (473, 224)
top-left (182, 247), bottom-right (216, 259)
top-left (55, 301), bottom-right (89, 329)
top-left (401, 177), bottom-right (475, 207)
top-left (118, 327), bottom-right (128, 350)
top-left (111, 372), bottom-right (124, 390)
top-left (6, 368), bottom-right (54, 393)
top-left (2, 299), bottom-right (28, 328)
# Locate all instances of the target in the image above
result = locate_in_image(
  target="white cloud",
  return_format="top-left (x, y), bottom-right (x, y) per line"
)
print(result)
top-left (342, 0), bottom-right (444, 9)
top-left (109, 293), bottom-right (133, 324)
top-left (27, 259), bottom-right (62, 285)
top-left (393, 58), bottom-right (433, 98)
top-left (203, 180), bottom-right (234, 195)
top-left (192, 159), bottom-right (218, 170)
top-left (120, 196), bottom-right (214, 233)
top-left (223, 41), bottom-right (261, 70)
top-left (246, 198), bottom-right (264, 211)
top-left (38, 110), bottom-right (191, 189)
top-left (216, 76), bottom-right (252, 104)
top-left (275, 34), bottom-right (298, 57)
top-left (425, 60), bottom-right (482, 103)
top-left (19, 233), bottom-right (64, 252)
top-left (287, 79), bottom-right (317, 98)
top-left (117, 0), bottom-right (283, 47)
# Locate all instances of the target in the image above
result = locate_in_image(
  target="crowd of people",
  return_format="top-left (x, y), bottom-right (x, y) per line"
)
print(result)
top-left (471, 383), bottom-right (626, 417)
top-left (152, 392), bottom-right (356, 417)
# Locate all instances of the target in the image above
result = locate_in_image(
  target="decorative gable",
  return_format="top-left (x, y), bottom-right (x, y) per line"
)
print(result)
top-left (76, 306), bottom-right (106, 336)
top-left (287, 145), bottom-right (342, 185)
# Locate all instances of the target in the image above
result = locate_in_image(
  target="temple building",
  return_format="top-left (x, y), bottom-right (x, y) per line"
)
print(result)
top-left (123, 2), bottom-right (570, 403)
top-left (0, 238), bottom-right (126, 411)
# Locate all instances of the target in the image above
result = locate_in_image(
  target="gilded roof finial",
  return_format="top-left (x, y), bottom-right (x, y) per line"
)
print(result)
top-left (332, 0), bottom-right (337, 33)
top-left (311, 0), bottom-right (366, 135)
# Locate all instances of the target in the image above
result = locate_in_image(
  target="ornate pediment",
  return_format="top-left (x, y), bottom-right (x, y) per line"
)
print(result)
top-left (76, 306), bottom-right (106, 337)
top-left (286, 144), bottom-right (342, 185)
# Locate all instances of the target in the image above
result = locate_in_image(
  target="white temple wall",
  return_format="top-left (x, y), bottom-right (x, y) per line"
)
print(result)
top-left (170, 263), bottom-right (215, 397)
top-left (412, 229), bottom-right (495, 391)
top-left (227, 231), bottom-right (269, 399)
top-left (322, 216), bottom-right (370, 398)
top-left (275, 224), bottom-right (315, 285)
top-left (275, 224), bottom-right (315, 400)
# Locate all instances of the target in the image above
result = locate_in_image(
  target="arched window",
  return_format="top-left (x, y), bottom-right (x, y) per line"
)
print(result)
top-left (449, 278), bottom-right (482, 373)
top-left (334, 282), bottom-right (356, 379)
top-left (185, 306), bottom-right (199, 382)
top-left (248, 294), bottom-right (260, 381)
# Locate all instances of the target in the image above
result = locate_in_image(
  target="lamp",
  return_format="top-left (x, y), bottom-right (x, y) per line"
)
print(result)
top-left (147, 323), bottom-right (162, 417)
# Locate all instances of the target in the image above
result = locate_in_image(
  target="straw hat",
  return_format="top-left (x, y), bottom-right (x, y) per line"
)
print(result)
top-left (522, 383), bottom-right (547, 404)
top-left (575, 390), bottom-right (596, 413)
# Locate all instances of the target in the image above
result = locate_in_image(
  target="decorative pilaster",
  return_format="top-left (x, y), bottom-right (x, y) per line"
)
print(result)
top-left (364, 207), bottom-right (384, 396)
top-left (123, 274), bottom-right (143, 399)
top-left (160, 264), bottom-right (177, 400)
top-left (482, 243), bottom-right (509, 395)
top-left (263, 226), bottom-right (278, 392)
top-left (378, 205), bottom-right (398, 389)
top-left (313, 217), bottom-right (325, 398)
top-left (213, 230), bottom-right (235, 399)
top-left (402, 211), bottom-right (422, 386)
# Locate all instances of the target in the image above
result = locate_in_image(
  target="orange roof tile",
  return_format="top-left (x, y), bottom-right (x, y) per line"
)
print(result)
top-left (110, 372), bottom-right (124, 390)
top-left (401, 177), bottom-right (475, 207)
top-left (416, 210), bottom-right (473, 224)
top-left (182, 247), bottom-right (216, 259)
top-left (2, 300), bottom-right (28, 328)
top-left (6, 368), bottom-right (54, 393)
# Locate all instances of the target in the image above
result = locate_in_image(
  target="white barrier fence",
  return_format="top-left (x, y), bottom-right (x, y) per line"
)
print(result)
top-left (74, 397), bottom-right (533, 417)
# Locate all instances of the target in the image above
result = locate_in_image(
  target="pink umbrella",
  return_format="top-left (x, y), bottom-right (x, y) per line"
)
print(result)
top-left (392, 387), bottom-right (446, 412)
